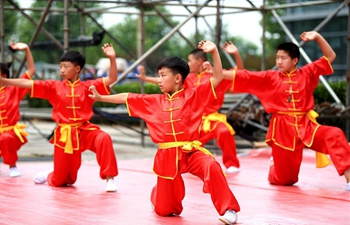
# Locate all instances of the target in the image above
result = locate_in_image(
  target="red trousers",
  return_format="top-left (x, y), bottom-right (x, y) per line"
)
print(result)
top-left (150, 150), bottom-right (240, 216)
top-left (47, 129), bottom-right (118, 187)
top-left (199, 122), bottom-right (239, 169)
top-left (268, 125), bottom-right (350, 185)
top-left (0, 130), bottom-right (27, 166)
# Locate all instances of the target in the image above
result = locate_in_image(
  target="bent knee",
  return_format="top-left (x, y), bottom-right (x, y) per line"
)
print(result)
top-left (269, 176), bottom-right (298, 186)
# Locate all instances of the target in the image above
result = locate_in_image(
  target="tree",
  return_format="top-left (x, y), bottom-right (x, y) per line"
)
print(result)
top-left (1, 0), bottom-right (20, 61)
top-left (198, 23), bottom-right (260, 70)
top-left (16, 1), bottom-right (102, 65)
top-left (102, 6), bottom-right (190, 73)
top-left (261, 0), bottom-right (287, 57)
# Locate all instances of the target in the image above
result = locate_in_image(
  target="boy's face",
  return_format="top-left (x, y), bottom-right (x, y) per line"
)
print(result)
top-left (187, 54), bottom-right (203, 74)
top-left (276, 50), bottom-right (298, 73)
top-left (157, 67), bottom-right (181, 94)
top-left (59, 61), bottom-right (81, 81)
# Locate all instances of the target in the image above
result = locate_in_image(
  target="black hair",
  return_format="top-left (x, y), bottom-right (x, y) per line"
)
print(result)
top-left (276, 42), bottom-right (300, 61)
top-left (0, 62), bottom-right (12, 78)
top-left (157, 56), bottom-right (189, 83)
top-left (189, 48), bottom-right (208, 62)
top-left (60, 50), bottom-right (85, 72)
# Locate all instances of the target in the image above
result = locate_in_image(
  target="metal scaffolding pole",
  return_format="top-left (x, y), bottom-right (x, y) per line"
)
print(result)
top-left (112, 0), bottom-right (212, 86)
top-left (81, 2), bottom-right (86, 56)
top-left (261, 0), bottom-right (266, 70)
top-left (346, 4), bottom-right (350, 140)
top-left (74, 4), bottom-right (138, 60)
top-left (15, 0), bottom-right (54, 78)
top-left (137, 2), bottom-right (146, 147)
top-left (0, 0), bottom-right (4, 62)
top-left (7, 0), bottom-right (64, 50)
top-left (63, 0), bottom-right (69, 52)
top-left (149, 4), bottom-right (196, 49)
top-left (215, 0), bottom-right (221, 47)
top-left (299, 0), bottom-right (350, 48)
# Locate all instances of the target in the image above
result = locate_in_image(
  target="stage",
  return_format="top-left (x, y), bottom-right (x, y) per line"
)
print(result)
top-left (0, 148), bottom-right (349, 225)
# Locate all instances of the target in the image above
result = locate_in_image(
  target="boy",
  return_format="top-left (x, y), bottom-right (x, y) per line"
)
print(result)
top-left (0, 43), bottom-right (119, 192)
top-left (89, 40), bottom-right (240, 224)
top-left (0, 42), bottom-right (35, 177)
top-left (223, 31), bottom-right (350, 190)
top-left (136, 42), bottom-right (244, 174)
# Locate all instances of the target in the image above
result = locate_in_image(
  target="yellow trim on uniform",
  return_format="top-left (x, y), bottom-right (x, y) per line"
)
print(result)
top-left (322, 56), bottom-right (334, 73)
top-left (58, 122), bottom-right (84, 154)
top-left (202, 112), bottom-right (235, 135)
top-left (275, 110), bottom-right (331, 168)
top-left (30, 80), bottom-right (35, 97)
top-left (231, 69), bottom-right (236, 91)
top-left (125, 93), bottom-right (131, 116)
top-left (0, 123), bottom-right (28, 143)
top-left (102, 77), bottom-right (111, 94)
top-left (209, 78), bottom-right (217, 99)
top-left (158, 140), bottom-right (213, 156)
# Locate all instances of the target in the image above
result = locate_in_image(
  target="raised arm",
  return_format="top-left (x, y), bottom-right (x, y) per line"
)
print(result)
top-left (89, 85), bottom-right (127, 104)
top-left (221, 41), bottom-right (244, 69)
top-left (135, 65), bottom-right (158, 84)
top-left (300, 31), bottom-right (336, 63)
top-left (102, 43), bottom-right (117, 86)
top-left (10, 42), bottom-right (35, 77)
top-left (198, 40), bottom-right (223, 87)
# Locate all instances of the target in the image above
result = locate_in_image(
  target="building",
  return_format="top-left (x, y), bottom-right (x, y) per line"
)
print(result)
top-left (281, 1), bottom-right (348, 81)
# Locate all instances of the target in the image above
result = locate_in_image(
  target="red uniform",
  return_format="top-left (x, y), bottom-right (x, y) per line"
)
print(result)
top-left (0, 72), bottom-right (30, 166)
top-left (184, 72), bottom-right (239, 169)
top-left (233, 56), bottom-right (350, 185)
top-left (30, 78), bottom-right (118, 186)
top-left (126, 79), bottom-right (240, 216)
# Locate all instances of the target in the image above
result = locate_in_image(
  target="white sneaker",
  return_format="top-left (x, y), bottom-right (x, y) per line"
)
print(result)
top-left (34, 171), bottom-right (50, 184)
top-left (218, 210), bottom-right (238, 224)
top-left (9, 167), bottom-right (21, 177)
top-left (226, 166), bottom-right (240, 173)
top-left (105, 178), bottom-right (117, 192)
top-left (345, 182), bottom-right (350, 191)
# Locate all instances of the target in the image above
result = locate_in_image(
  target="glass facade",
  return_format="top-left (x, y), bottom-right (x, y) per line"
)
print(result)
top-left (282, 1), bottom-right (348, 80)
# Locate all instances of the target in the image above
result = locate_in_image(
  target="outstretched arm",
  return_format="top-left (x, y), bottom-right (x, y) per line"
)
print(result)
top-left (0, 77), bottom-right (32, 88)
top-left (221, 41), bottom-right (244, 69)
top-left (202, 61), bottom-right (239, 80)
top-left (135, 65), bottom-right (158, 84)
top-left (10, 42), bottom-right (35, 77)
top-left (102, 43), bottom-right (117, 86)
top-left (89, 85), bottom-right (127, 104)
top-left (300, 31), bottom-right (336, 63)
top-left (198, 40), bottom-right (223, 87)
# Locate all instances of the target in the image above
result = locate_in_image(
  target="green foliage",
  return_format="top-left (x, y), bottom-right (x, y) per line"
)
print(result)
top-left (25, 94), bottom-right (51, 108)
top-left (113, 82), bottom-right (162, 94)
top-left (313, 81), bottom-right (346, 104)
top-left (313, 81), bottom-right (347, 130)
top-left (16, 1), bottom-right (102, 64)
top-left (1, 1), bottom-right (20, 61)
top-left (261, 0), bottom-right (287, 56)
top-left (103, 6), bottom-right (192, 72)
top-left (219, 27), bottom-right (260, 70)
top-left (93, 82), bottom-right (162, 108)
top-left (1, 1), bottom-right (19, 38)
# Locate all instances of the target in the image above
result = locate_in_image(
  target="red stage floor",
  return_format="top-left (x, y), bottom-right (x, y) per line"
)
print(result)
top-left (1, 149), bottom-right (349, 225)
